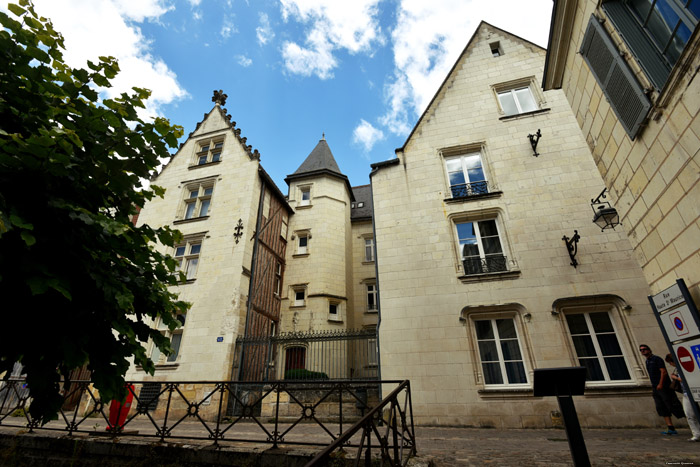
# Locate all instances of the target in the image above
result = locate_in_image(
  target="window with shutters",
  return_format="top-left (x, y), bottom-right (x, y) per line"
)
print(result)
top-left (602, 0), bottom-right (698, 91)
top-left (580, 15), bottom-right (653, 139)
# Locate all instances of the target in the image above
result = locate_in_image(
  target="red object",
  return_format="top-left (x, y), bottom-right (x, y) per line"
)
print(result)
top-left (107, 384), bottom-right (134, 431)
top-left (677, 346), bottom-right (695, 373)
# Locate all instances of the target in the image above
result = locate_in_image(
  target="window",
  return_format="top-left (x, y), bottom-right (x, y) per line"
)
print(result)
top-left (364, 237), bottom-right (374, 262)
top-left (497, 87), bottom-right (538, 116)
top-left (281, 214), bottom-right (288, 239)
top-left (174, 239), bottom-right (202, 280)
top-left (274, 262), bottom-right (282, 296)
top-left (357, 202), bottom-right (364, 208)
top-left (580, 15), bottom-right (652, 138)
top-left (475, 318), bottom-right (527, 386)
top-left (285, 347), bottom-right (306, 372)
top-left (292, 287), bottom-right (306, 307)
top-left (328, 301), bottom-right (342, 321)
top-left (456, 219), bottom-right (507, 275)
top-left (151, 314), bottom-right (186, 364)
top-left (299, 187), bottom-right (311, 206)
top-left (565, 312), bottom-right (631, 382)
top-left (366, 283), bottom-right (378, 312)
top-left (367, 338), bottom-right (378, 366)
top-left (445, 153), bottom-right (488, 198)
top-left (183, 183), bottom-right (214, 220)
top-left (603, 0), bottom-right (698, 91)
top-left (298, 234), bottom-right (308, 254)
top-left (490, 41), bottom-right (502, 57)
top-left (194, 138), bottom-right (223, 165)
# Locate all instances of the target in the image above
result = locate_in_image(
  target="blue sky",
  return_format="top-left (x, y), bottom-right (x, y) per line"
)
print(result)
top-left (24, 0), bottom-right (553, 189)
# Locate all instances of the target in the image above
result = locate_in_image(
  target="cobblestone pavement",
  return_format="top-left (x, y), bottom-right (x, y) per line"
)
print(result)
top-left (2, 416), bottom-right (700, 466)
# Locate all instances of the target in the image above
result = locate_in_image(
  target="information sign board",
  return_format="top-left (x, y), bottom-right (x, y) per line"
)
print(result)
top-left (652, 283), bottom-right (684, 313)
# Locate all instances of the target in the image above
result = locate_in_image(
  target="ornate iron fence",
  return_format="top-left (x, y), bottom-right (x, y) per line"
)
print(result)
top-left (0, 378), bottom-right (412, 455)
top-left (235, 328), bottom-right (378, 382)
top-left (463, 254), bottom-right (508, 275)
top-left (450, 180), bottom-right (491, 198)
top-left (306, 380), bottom-right (416, 467)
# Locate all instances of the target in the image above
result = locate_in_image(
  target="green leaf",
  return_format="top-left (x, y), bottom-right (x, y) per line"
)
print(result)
top-left (20, 231), bottom-right (36, 246)
top-left (7, 4), bottom-right (26, 17)
top-left (10, 214), bottom-right (33, 229)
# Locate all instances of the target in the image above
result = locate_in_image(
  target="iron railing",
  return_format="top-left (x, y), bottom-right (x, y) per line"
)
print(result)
top-left (306, 380), bottom-right (416, 467)
top-left (450, 180), bottom-right (490, 198)
top-left (236, 329), bottom-right (378, 382)
top-left (0, 378), bottom-right (411, 453)
top-left (463, 254), bottom-right (508, 275)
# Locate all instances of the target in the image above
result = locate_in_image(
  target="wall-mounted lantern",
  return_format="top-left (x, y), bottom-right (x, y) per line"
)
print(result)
top-left (591, 188), bottom-right (620, 231)
top-left (562, 230), bottom-right (581, 268)
top-left (527, 129), bottom-right (541, 157)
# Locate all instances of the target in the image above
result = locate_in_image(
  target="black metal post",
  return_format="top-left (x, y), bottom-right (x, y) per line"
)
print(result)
top-left (556, 394), bottom-right (590, 467)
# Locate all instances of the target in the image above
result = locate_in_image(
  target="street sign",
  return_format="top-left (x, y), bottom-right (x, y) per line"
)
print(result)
top-left (660, 304), bottom-right (700, 342)
top-left (673, 339), bottom-right (700, 400)
top-left (652, 283), bottom-right (684, 313)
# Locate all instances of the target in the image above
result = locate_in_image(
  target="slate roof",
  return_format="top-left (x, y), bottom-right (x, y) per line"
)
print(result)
top-left (351, 184), bottom-right (373, 221)
top-left (286, 137), bottom-right (355, 202)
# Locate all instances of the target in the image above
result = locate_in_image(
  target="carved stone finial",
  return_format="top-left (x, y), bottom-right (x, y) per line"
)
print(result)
top-left (212, 89), bottom-right (228, 106)
top-left (241, 137), bottom-right (247, 144)
top-left (322, 132), bottom-right (325, 140)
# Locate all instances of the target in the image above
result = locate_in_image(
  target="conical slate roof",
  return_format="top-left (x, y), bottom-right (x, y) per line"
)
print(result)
top-left (291, 138), bottom-right (343, 177)
top-left (285, 137), bottom-right (354, 201)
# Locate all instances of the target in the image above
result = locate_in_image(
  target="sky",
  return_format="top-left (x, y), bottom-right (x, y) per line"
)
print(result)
top-left (21, 0), bottom-right (554, 190)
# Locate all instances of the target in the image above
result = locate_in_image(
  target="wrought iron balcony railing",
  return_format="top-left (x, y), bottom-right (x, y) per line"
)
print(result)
top-left (450, 180), bottom-right (490, 198)
top-left (462, 255), bottom-right (508, 275)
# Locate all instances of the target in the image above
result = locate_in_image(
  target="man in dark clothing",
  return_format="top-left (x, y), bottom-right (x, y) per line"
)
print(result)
top-left (640, 344), bottom-right (685, 434)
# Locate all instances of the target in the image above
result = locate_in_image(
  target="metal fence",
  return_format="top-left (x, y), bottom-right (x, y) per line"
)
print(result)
top-left (0, 378), bottom-right (413, 456)
top-left (236, 328), bottom-right (378, 382)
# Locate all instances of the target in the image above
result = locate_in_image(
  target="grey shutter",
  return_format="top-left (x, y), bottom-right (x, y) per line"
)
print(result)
top-left (580, 15), bottom-right (651, 140)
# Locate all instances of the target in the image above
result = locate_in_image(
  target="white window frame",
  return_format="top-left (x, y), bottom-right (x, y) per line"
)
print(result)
top-left (474, 317), bottom-right (529, 387)
top-left (364, 237), bottom-right (375, 262)
top-left (444, 152), bottom-right (489, 198)
top-left (298, 234), bottom-right (309, 254)
top-left (274, 262), bottom-right (282, 296)
top-left (182, 182), bottom-right (214, 220)
top-left (174, 239), bottom-right (202, 281)
top-left (493, 78), bottom-right (542, 116)
top-left (299, 186), bottom-right (311, 206)
top-left (367, 338), bottom-right (378, 367)
top-left (292, 286), bottom-right (306, 307)
top-left (328, 301), bottom-right (342, 322)
top-left (366, 282), bottom-right (378, 312)
top-left (564, 311), bottom-right (633, 384)
top-left (455, 218), bottom-right (507, 275)
top-left (194, 137), bottom-right (224, 165)
top-left (150, 314), bottom-right (186, 364)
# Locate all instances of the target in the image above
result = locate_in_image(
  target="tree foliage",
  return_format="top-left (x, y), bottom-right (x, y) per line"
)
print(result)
top-left (0, 0), bottom-right (189, 423)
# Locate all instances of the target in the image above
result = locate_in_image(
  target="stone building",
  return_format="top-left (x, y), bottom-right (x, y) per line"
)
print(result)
top-left (125, 97), bottom-right (378, 392)
top-left (370, 22), bottom-right (664, 427)
top-left (543, 0), bottom-right (700, 301)
top-left (127, 22), bottom-right (673, 428)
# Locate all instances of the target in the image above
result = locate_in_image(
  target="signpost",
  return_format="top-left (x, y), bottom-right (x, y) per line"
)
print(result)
top-left (648, 279), bottom-right (700, 424)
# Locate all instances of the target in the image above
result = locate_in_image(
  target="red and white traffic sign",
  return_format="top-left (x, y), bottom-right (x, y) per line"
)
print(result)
top-left (677, 346), bottom-right (695, 372)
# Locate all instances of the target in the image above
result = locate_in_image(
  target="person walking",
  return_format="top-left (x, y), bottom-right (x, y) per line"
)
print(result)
top-left (666, 353), bottom-right (700, 441)
top-left (640, 344), bottom-right (685, 435)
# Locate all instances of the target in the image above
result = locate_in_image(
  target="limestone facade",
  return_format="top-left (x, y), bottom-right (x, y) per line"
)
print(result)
top-left (370, 23), bottom-right (665, 427)
top-left (543, 0), bottom-right (700, 300)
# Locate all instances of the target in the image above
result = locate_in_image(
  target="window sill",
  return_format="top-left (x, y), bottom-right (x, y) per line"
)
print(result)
top-left (477, 387), bottom-right (533, 398)
top-left (188, 160), bottom-right (221, 170)
top-left (289, 304), bottom-right (306, 309)
top-left (328, 317), bottom-right (343, 323)
top-left (177, 278), bottom-right (197, 285)
top-left (458, 269), bottom-right (521, 283)
top-left (362, 260), bottom-right (375, 265)
top-left (444, 191), bottom-right (503, 203)
top-left (136, 363), bottom-right (180, 372)
top-left (293, 253), bottom-right (309, 258)
top-left (173, 216), bottom-right (210, 225)
top-left (365, 309), bottom-right (378, 314)
top-left (296, 204), bottom-right (312, 209)
top-left (498, 108), bottom-right (551, 121)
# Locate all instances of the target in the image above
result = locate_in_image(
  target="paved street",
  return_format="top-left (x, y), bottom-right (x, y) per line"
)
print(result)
top-left (2, 416), bottom-right (700, 466)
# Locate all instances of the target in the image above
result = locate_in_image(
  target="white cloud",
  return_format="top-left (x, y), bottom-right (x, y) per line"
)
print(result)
top-left (187, 0), bottom-right (202, 6)
top-left (256, 12), bottom-right (275, 45)
top-left (280, 0), bottom-right (384, 79)
top-left (193, 10), bottom-right (203, 21)
top-left (221, 15), bottom-right (237, 38)
top-left (31, 0), bottom-right (187, 120)
top-left (353, 119), bottom-right (385, 153)
top-left (381, 0), bottom-right (552, 136)
top-left (236, 55), bottom-right (253, 67)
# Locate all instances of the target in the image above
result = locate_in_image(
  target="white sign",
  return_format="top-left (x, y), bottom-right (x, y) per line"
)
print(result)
top-left (673, 338), bottom-right (700, 401)
top-left (661, 304), bottom-right (700, 342)
top-left (652, 283), bottom-right (684, 313)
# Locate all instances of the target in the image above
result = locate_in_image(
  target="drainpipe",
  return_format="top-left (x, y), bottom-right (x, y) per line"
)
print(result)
top-left (368, 168), bottom-right (382, 382)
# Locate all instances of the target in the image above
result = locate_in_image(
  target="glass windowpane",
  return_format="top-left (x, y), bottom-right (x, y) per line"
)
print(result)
top-left (184, 202), bottom-right (196, 219)
top-left (498, 92), bottom-right (518, 115)
top-left (478, 341), bottom-right (499, 362)
top-left (596, 334), bottom-right (623, 356)
top-left (580, 358), bottom-right (605, 381)
top-left (186, 258), bottom-right (198, 279)
top-left (496, 319), bottom-right (516, 338)
top-left (566, 314), bottom-right (588, 334)
top-left (475, 320), bottom-right (493, 339)
top-left (203, 187), bottom-right (214, 196)
top-left (514, 88), bottom-right (538, 112)
top-left (198, 155), bottom-right (207, 165)
top-left (572, 335), bottom-right (597, 357)
top-left (189, 244), bottom-right (201, 255)
top-left (167, 333), bottom-right (182, 362)
top-left (175, 246), bottom-right (186, 257)
top-left (505, 361), bottom-right (527, 384)
top-left (605, 357), bottom-right (631, 380)
top-left (589, 312), bottom-right (614, 332)
top-left (199, 199), bottom-right (210, 217)
top-left (500, 340), bottom-right (522, 360)
top-left (482, 363), bottom-right (503, 385)
top-left (212, 152), bottom-right (220, 162)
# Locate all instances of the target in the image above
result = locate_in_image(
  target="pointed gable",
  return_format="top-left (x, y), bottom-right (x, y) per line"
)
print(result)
top-left (395, 21), bottom-right (545, 154)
